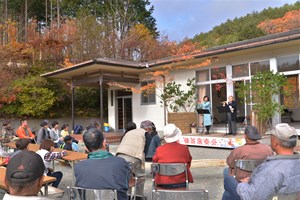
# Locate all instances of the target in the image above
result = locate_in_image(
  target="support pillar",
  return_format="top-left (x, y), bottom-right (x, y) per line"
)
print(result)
top-left (71, 80), bottom-right (75, 130)
top-left (99, 73), bottom-right (104, 131)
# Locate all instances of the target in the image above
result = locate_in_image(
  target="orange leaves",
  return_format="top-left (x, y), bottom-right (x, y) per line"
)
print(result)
top-left (146, 70), bottom-right (168, 77)
top-left (107, 82), bottom-right (141, 93)
top-left (62, 57), bottom-right (74, 68)
top-left (140, 82), bottom-right (156, 92)
top-left (123, 24), bottom-right (175, 61)
top-left (175, 58), bottom-right (212, 70)
top-left (257, 10), bottom-right (300, 34)
top-left (0, 95), bottom-right (16, 104)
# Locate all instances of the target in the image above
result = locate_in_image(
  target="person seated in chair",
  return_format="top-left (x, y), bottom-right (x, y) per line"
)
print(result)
top-left (36, 120), bottom-right (51, 144)
top-left (222, 125), bottom-right (273, 200)
top-left (36, 139), bottom-right (66, 188)
top-left (16, 119), bottom-right (35, 142)
top-left (152, 123), bottom-right (193, 189)
top-left (236, 123), bottom-right (300, 200)
top-left (11, 138), bottom-right (30, 158)
top-left (4, 150), bottom-right (52, 200)
top-left (1, 119), bottom-right (15, 143)
top-left (61, 135), bottom-right (79, 152)
top-left (75, 128), bottom-right (130, 200)
top-left (227, 123), bottom-right (300, 200)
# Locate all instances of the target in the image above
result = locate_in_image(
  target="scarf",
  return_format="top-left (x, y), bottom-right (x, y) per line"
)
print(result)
top-left (88, 150), bottom-right (114, 159)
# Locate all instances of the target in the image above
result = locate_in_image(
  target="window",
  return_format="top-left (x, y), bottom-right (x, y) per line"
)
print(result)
top-left (196, 70), bottom-right (209, 82)
top-left (211, 67), bottom-right (226, 80)
top-left (232, 63), bottom-right (249, 78)
top-left (277, 55), bottom-right (300, 72)
top-left (141, 80), bottom-right (156, 104)
top-left (281, 75), bottom-right (299, 109)
top-left (250, 60), bottom-right (270, 75)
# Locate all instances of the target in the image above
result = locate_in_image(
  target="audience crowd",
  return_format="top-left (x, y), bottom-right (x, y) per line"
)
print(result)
top-left (0, 118), bottom-right (300, 200)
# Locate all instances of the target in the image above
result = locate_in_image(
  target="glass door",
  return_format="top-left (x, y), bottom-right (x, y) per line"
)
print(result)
top-left (234, 80), bottom-right (251, 124)
top-left (117, 96), bottom-right (132, 131)
top-left (211, 83), bottom-right (227, 125)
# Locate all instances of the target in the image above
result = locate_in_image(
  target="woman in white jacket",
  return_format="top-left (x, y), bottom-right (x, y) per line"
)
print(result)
top-left (36, 139), bottom-right (66, 187)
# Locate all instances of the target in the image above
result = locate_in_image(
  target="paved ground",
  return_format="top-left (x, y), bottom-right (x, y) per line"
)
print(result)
top-left (2, 136), bottom-right (299, 200)
top-left (47, 136), bottom-right (275, 199)
top-left (51, 144), bottom-right (232, 200)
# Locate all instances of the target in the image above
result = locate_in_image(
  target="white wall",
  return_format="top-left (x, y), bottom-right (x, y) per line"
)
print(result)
top-left (131, 87), bottom-right (165, 131)
top-left (107, 42), bottom-right (300, 131)
top-left (108, 89), bottom-right (116, 130)
top-left (170, 69), bottom-right (196, 112)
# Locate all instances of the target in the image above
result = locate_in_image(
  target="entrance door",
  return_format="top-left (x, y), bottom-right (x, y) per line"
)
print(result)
top-left (234, 80), bottom-right (251, 124)
top-left (117, 96), bottom-right (132, 131)
top-left (211, 82), bottom-right (227, 124)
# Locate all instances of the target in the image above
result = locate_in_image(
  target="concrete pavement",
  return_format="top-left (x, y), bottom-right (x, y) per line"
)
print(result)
top-left (52, 144), bottom-right (233, 200)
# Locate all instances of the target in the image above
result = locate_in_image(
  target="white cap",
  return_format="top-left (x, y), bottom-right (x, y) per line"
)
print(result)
top-left (266, 123), bottom-right (297, 141)
top-left (163, 124), bottom-right (182, 143)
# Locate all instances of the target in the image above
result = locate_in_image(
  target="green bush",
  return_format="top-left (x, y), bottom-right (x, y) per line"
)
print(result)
top-left (1, 76), bottom-right (56, 117)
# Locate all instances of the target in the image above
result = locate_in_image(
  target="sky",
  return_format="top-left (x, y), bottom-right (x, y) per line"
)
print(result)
top-left (150, 0), bottom-right (299, 41)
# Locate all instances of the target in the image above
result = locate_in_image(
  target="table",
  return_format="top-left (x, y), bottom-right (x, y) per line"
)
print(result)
top-left (0, 167), bottom-right (56, 196)
top-left (3, 142), bottom-right (40, 152)
top-left (53, 148), bottom-right (87, 185)
top-left (4, 141), bottom-right (87, 185)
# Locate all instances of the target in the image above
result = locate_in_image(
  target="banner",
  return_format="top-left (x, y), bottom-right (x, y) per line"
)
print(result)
top-left (179, 135), bottom-right (245, 149)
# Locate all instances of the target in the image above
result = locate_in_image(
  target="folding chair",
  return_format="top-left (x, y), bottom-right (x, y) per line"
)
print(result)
top-left (234, 159), bottom-right (264, 179)
top-left (128, 162), bottom-right (146, 200)
top-left (40, 185), bottom-right (64, 198)
top-left (67, 186), bottom-right (118, 200)
top-left (151, 163), bottom-right (189, 200)
top-left (152, 189), bottom-right (209, 200)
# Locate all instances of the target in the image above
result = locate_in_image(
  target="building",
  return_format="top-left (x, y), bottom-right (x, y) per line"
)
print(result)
top-left (42, 29), bottom-right (300, 133)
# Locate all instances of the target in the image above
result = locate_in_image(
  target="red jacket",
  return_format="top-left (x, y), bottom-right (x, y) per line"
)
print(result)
top-left (152, 142), bottom-right (193, 185)
top-left (16, 126), bottom-right (34, 139)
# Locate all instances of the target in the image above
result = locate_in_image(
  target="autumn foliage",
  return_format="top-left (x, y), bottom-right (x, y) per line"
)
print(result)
top-left (257, 10), bottom-right (300, 34)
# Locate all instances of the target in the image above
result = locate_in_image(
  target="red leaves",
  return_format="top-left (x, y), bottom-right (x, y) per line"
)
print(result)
top-left (257, 10), bottom-right (300, 34)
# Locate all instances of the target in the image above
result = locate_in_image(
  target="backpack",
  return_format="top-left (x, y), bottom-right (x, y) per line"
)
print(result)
top-left (74, 125), bottom-right (83, 134)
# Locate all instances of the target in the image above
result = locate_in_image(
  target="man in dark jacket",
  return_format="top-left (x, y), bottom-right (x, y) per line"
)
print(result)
top-left (75, 128), bottom-right (130, 200)
top-left (223, 95), bottom-right (237, 135)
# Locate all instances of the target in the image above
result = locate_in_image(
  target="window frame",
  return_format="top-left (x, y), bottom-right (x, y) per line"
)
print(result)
top-left (140, 80), bottom-right (156, 105)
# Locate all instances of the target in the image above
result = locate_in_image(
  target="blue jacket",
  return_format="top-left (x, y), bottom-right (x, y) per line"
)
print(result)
top-left (75, 153), bottom-right (130, 200)
top-left (146, 134), bottom-right (161, 159)
top-left (197, 101), bottom-right (212, 126)
top-left (237, 153), bottom-right (300, 200)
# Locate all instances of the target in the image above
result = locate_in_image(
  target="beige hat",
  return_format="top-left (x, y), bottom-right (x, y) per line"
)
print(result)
top-left (266, 123), bottom-right (297, 141)
top-left (164, 124), bottom-right (182, 143)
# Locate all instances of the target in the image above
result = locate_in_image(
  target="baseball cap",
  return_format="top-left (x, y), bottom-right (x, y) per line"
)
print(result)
top-left (6, 150), bottom-right (45, 183)
top-left (164, 124), bottom-right (182, 143)
top-left (40, 120), bottom-right (49, 127)
top-left (245, 125), bottom-right (261, 140)
top-left (266, 123), bottom-right (297, 141)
